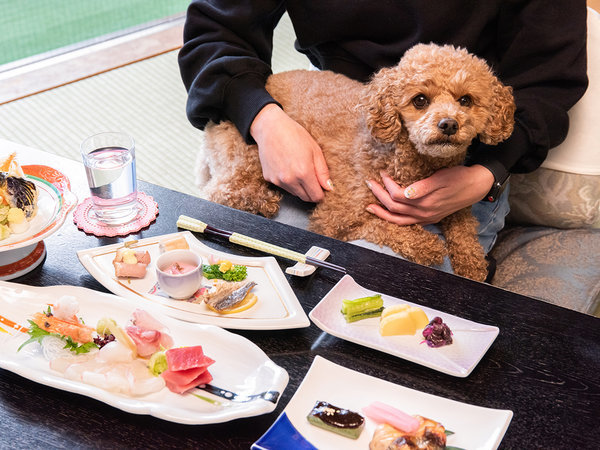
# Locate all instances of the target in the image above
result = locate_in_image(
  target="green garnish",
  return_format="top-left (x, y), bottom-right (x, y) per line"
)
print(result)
top-left (148, 350), bottom-right (168, 376)
top-left (190, 392), bottom-right (222, 406)
top-left (202, 263), bottom-right (247, 282)
top-left (340, 294), bottom-right (384, 323)
top-left (17, 320), bottom-right (98, 354)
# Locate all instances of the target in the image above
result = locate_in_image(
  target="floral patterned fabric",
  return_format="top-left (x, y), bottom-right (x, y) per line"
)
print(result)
top-left (491, 226), bottom-right (600, 315)
top-left (507, 169), bottom-right (600, 229)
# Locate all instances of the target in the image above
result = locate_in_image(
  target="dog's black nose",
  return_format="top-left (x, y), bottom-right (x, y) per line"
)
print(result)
top-left (438, 118), bottom-right (458, 136)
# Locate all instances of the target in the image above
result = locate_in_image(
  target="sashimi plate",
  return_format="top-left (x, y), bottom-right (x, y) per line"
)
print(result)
top-left (309, 275), bottom-right (499, 377)
top-left (253, 356), bottom-right (512, 450)
top-left (77, 231), bottom-right (310, 330)
top-left (0, 281), bottom-right (288, 424)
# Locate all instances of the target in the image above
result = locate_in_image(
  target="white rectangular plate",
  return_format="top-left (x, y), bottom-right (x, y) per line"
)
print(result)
top-left (309, 275), bottom-right (499, 377)
top-left (77, 231), bottom-right (309, 330)
top-left (261, 356), bottom-right (512, 449)
top-left (0, 281), bottom-right (288, 424)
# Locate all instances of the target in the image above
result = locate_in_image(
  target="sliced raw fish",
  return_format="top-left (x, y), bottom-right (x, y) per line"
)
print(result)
top-left (130, 309), bottom-right (174, 349)
top-left (164, 369), bottom-right (213, 394)
top-left (161, 357), bottom-right (215, 386)
top-left (165, 346), bottom-right (210, 371)
top-left (125, 327), bottom-right (162, 357)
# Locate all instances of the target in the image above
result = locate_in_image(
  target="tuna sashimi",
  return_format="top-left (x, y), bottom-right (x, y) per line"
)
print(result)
top-left (161, 346), bottom-right (215, 394)
top-left (164, 369), bottom-right (213, 394)
top-left (161, 357), bottom-right (215, 386)
top-left (165, 346), bottom-right (209, 371)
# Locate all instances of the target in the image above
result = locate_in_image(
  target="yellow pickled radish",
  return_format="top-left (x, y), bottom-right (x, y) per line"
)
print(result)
top-left (379, 304), bottom-right (429, 336)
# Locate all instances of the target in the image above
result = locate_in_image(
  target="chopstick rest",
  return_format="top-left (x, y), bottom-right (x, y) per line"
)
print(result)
top-left (286, 246), bottom-right (331, 277)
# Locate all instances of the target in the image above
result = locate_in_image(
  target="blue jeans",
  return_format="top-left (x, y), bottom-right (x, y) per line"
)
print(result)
top-left (273, 185), bottom-right (511, 274)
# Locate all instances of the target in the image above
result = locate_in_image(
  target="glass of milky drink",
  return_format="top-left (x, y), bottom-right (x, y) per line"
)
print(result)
top-left (80, 131), bottom-right (140, 225)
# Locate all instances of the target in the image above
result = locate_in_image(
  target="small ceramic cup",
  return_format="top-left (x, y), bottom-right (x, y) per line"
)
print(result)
top-left (155, 250), bottom-right (203, 299)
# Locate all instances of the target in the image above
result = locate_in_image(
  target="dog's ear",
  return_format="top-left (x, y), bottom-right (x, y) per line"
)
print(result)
top-left (479, 80), bottom-right (516, 145)
top-left (360, 67), bottom-right (406, 143)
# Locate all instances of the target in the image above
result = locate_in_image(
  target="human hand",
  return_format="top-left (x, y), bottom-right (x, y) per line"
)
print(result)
top-left (365, 165), bottom-right (494, 225)
top-left (250, 104), bottom-right (333, 202)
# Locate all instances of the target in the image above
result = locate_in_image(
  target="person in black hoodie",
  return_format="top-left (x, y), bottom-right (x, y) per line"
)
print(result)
top-left (178, 0), bottom-right (587, 268)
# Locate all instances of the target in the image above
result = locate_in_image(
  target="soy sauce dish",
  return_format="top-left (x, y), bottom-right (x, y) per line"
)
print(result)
top-left (156, 250), bottom-right (203, 299)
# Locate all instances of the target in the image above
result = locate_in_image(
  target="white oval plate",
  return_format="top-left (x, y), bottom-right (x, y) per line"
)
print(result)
top-left (309, 275), bottom-right (499, 377)
top-left (0, 281), bottom-right (288, 424)
top-left (77, 231), bottom-right (310, 330)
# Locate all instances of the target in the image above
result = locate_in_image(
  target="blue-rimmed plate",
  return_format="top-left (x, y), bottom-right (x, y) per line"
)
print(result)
top-left (254, 356), bottom-right (512, 450)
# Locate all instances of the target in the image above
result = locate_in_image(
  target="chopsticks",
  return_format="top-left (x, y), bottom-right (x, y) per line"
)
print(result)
top-left (176, 215), bottom-right (346, 274)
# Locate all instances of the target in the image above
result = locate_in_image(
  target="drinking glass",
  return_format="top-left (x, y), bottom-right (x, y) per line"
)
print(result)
top-left (80, 131), bottom-right (140, 225)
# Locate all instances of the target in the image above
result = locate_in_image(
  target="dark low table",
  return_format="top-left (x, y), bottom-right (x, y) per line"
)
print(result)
top-left (1, 176), bottom-right (599, 449)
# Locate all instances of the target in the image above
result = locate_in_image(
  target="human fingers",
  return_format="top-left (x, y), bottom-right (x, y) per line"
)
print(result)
top-left (313, 145), bottom-right (334, 192)
top-left (367, 179), bottom-right (415, 214)
top-left (379, 171), bottom-right (408, 201)
top-left (365, 203), bottom-right (420, 226)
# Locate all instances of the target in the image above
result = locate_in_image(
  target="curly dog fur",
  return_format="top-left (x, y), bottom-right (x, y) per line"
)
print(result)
top-left (197, 43), bottom-right (515, 281)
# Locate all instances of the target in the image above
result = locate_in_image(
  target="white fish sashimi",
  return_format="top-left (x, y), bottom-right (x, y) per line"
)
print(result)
top-left (96, 340), bottom-right (135, 364)
top-left (48, 340), bottom-right (164, 396)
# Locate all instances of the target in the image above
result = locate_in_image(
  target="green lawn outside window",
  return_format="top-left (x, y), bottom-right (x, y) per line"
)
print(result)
top-left (0, 0), bottom-right (190, 66)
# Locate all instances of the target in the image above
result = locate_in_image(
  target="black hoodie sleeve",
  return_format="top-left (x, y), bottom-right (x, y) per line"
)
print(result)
top-left (468, 1), bottom-right (588, 176)
top-left (178, 1), bottom-right (285, 143)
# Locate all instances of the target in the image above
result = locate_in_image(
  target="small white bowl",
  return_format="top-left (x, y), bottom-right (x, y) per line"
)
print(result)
top-left (155, 250), bottom-right (203, 299)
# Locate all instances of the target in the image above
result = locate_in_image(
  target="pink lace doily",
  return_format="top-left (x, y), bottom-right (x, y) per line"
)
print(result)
top-left (73, 192), bottom-right (158, 237)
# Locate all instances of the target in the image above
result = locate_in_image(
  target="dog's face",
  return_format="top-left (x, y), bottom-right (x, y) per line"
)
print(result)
top-left (362, 44), bottom-right (515, 159)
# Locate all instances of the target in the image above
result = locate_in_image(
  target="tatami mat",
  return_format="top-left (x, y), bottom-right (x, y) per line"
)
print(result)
top-left (0, 13), bottom-right (308, 197)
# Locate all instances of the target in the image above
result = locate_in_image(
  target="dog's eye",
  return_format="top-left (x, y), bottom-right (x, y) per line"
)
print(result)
top-left (412, 94), bottom-right (429, 109)
top-left (458, 95), bottom-right (473, 107)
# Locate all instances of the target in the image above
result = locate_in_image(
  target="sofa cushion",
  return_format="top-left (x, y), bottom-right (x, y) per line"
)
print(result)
top-left (507, 169), bottom-right (600, 228)
top-left (507, 7), bottom-right (600, 229)
top-left (491, 226), bottom-right (600, 314)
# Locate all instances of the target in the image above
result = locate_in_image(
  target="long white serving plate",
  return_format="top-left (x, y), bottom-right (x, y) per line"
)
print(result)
top-left (0, 281), bottom-right (288, 424)
top-left (309, 275), bottom-right (499, 377)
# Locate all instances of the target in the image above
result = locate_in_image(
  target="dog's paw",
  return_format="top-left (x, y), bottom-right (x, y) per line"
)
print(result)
top-left (453, 264), bottom-right (488, 282)
top-left (390, 232), bottom-right (447, 266)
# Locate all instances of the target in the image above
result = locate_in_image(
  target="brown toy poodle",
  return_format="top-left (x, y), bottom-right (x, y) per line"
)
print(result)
top-left (196, 43), bottom-right (515, 281)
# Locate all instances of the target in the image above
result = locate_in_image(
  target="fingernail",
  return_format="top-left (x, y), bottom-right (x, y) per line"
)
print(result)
top-left (366, 206), bottom-right (375, 214)
top-left (326, 179), bottom-right (334, 190)
top-left (365, 180), bottom-right (372, 190)
top-left (404, 186), bottom-right (416, 198)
